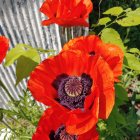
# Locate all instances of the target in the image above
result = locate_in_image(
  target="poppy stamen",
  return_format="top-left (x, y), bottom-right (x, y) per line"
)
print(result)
top-left (51, 125), bottom-right (77, 140)
top-left (65, 78), bottom-right (83, 97)
top-left (59, 129), bottom-right (75, 140)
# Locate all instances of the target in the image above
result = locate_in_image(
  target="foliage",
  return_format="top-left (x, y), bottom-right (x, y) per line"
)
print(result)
top-left (0, 0), bottom-right (140, 139)
top-left (90, 1), bottom-right (140, 139)
top-left (97, 81), bottom-right (140, 140)
top-left (101, 28), bottom-right (125, 51)
top-left (0, 44), bottom-right (54, 139)
top-left (0, 89), bottom-right (43, 140)
top-left (90, 0), bottom-right (140, 49)
top-left (5, 44), bottom-right (55, 85)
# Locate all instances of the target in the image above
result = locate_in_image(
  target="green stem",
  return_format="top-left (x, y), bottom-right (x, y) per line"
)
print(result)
top-left (23, 44), bottom-right (55, 54)
top-left (1, 120), bottom-right (18, 135)
top-left (123, 28), bottom-right (130, 43)
top-left (19, 107), bottom-right (36, 127)
top-left (0, 79), bottom-right (15, 102)
top-left (19, 136), bottom-right (32, 139)
top-left (98, 19), bottom-right (116, 35)
top-left (105, 122), bottom-right (136, 139)
top-left (37, 48), bottom-right (55, 53)
top-left (9, 115), bottom-right (20, 124)
top-left (115, 122), bottom-right (136, 133)
top-left (98, 0), bottom-right (103, 21)
top-left (98, 13), bottom-right (127, 35)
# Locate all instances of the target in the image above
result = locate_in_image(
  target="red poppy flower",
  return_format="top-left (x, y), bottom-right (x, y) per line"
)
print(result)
top-left (28, 50), bottom-right (114, 134)
top-left (62, 35), bottom-right (124, 82)
top-left (0, 36), bottom-right (9, 64)
top-left (40, 0), bottom-right (93, 27)
top-left (32, 108), bottom-right (99, 140)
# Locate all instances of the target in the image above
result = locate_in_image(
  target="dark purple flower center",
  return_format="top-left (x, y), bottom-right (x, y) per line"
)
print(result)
top-left (52, 73), bottom-right (93, 109)
top-left (89, 51), bottom-right (95, 56)
top-left (49, 125), bottom-right (77, 140)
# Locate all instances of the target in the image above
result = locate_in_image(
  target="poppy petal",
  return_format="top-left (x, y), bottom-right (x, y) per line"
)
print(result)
top-left (93, 57), bottom-right (115, 119)
top-left (66, 96), bottom-right (99, 135)
top-left (32, 108), bottom-right (68, 140)
top-left (28, 50), bottom-right (90, 106)
top-left (40, 0), bottom-right (93, 27)
top-left (96, 43), bottom-right (124, 82)
top-left (33, 108), bottom-right (99, 140)
top-left (62, 35), bottom-right (124, 81)
top-left (78, 126), bottom-right (99, 140)
top-left (0, 36), bottom-right (9, 64)
top-left (40, 0), bottom-right (58, 18)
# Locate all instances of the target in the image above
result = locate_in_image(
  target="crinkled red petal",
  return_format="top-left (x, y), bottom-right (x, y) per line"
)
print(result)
top-left (0, 36), bottom-right (9, 64)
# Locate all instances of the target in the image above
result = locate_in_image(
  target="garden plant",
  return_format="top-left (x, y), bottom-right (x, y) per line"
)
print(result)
top-left (0, 0), bottom-right (140, 140)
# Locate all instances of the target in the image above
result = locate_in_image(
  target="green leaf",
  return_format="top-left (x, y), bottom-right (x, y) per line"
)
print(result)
top-left (0, 108), bottom-right (16, 116)
top-left (5, 44), bottom-right (41, 66)
top-left (98, 17), bottom-right (111, 25)
top-left (112, 106), bottom-right (126, 124)
top-left (107, 106), bottom-right (126, 132)
top-left (117, 8), bottom-right (140, 27)
top-left (103, 7), bottom-right (124, 16)
top-left (5, 43), bottom-right (41, 84)
top-left (129, 48), bottom-right (140, 54)
top-left (5, 45), bottom-right (25, 66)
top-left (136, 94), bottom-right (140, 102)
top-left (124, 8), bottom-right (132, 13)
top-left (16, 56), bottom-right (38, 85)
top-left (107, 114), bottom-right (116, 130)
top-left (126, 107), bottom-right (138, 133)
top-left (124, 53), bottom-right (140, 71)
top-left (116, 16), bottom-right (140, 27)
top-left (126, 8), bottom-right (140, 17)
top-left (116, 98), bottom-right (125, 107)
top-left (115, 85), bottom-right (128, 102)
top-left (22, 49), bottom-right (40, 63)
top-left (101, 28), bottom-right (125, 51)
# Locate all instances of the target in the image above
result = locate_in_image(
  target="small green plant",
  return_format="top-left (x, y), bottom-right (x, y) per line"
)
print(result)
top-left (0, 89), bottom-right (43, 140)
